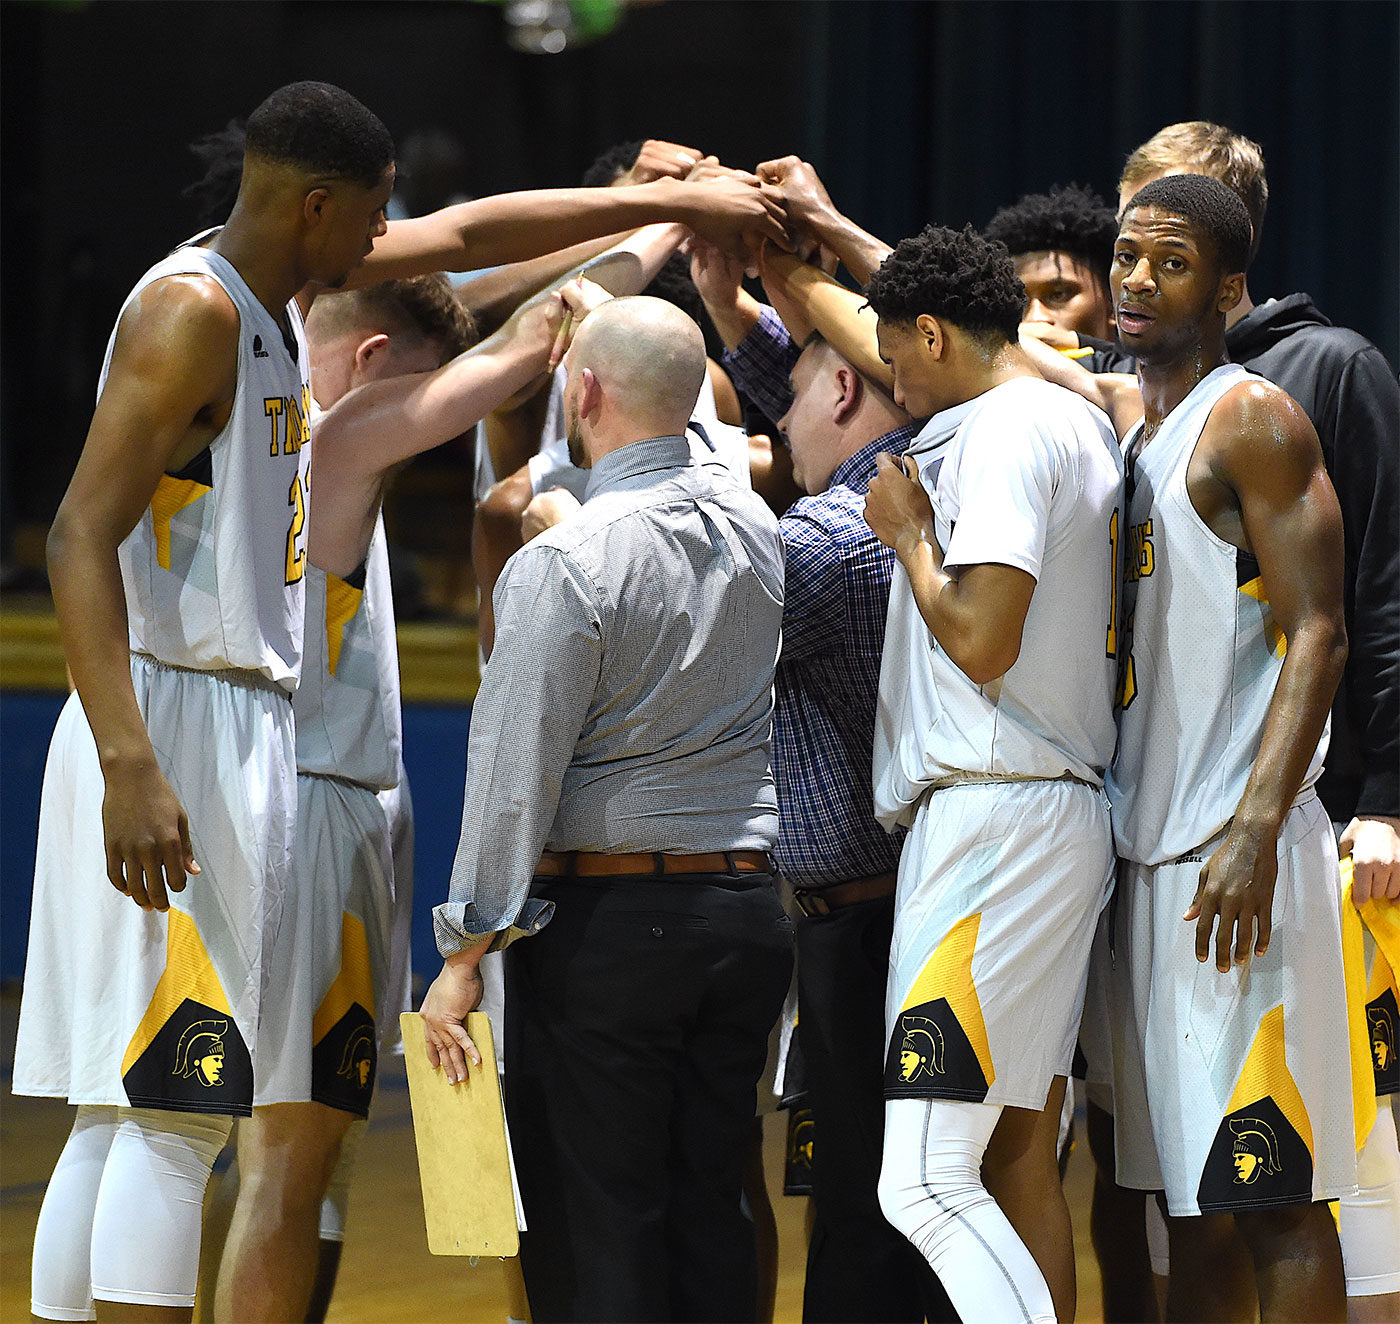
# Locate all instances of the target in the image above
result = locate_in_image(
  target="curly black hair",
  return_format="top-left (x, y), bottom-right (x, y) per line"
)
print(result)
top-left (582, 140), bottom-right (645, 188)
top-left (245, 81), bottom-right (393, 189)
top-left (864, 223), bottom-right (1025, 345)
top-left (983, 183), bottom-right (1118, 276)
top-left (1122, 174), bottom-right (1253, 275)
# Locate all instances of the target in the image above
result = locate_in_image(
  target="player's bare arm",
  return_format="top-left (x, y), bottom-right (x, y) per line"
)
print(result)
top-left (864, 452), bottom-right (1036, 684)
top-left (47, 275), bottom-right (240, 912)
top-left (1018, 331), bottom-right (1144, 438)
top-left (761, 249), bottom-right (892, 391)
top-left (310, 300), bottom-right (557, 578)
top-left (352, 175), bottom-right (789, 283)
top-left (756, 155), bottom-right (893, 284)
top-left (1183, 380), bottom-right (1348, 970)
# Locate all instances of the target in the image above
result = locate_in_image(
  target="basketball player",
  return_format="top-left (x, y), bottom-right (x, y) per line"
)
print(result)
top-left (862, 223), bottom-right (1122, 1324)
top-left (1105, 173), bottom-right (1355, 1323)
top-left (13, 81), bottom-right (393, 1323)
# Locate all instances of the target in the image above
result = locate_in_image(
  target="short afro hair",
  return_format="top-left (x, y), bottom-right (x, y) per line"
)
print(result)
top-left (244, 81), bottom-right (393, 188)
top-left (582, 140), bottom-right (645, 187)
top-left (1122, 174), bottom-right (1253, 276)
top-left (865, 223), bottom-right (1025, 346)
top-left (983, 184), bottom-right (1118, 278)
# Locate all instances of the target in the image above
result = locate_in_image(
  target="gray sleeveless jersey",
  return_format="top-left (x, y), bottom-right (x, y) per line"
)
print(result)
top-left (1107, 363), bottom-right (1328, 864)
top-left (293, 515), bottom-right (402, 789)
top-left (109, 243), bottom-right (311, 689)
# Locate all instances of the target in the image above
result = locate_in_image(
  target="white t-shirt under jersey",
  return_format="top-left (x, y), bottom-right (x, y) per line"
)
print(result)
top-left (111, 243), bottom-right (311, 690)
top-left (874, 376), bottom-right (1124, 830)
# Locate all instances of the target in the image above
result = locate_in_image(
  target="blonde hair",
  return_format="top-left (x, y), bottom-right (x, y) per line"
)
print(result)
top-left (1120, 121), bottom-right (1268, 264)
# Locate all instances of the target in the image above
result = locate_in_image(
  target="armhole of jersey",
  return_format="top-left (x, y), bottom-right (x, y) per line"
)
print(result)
top-left (1172, 385), bottom-right (1257, 561)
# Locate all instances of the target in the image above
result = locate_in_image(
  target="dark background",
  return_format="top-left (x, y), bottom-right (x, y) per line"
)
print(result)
top-left (3, 0), bottom-right (1398, 547)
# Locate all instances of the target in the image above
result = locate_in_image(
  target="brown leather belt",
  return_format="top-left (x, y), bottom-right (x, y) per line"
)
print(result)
top-left (535, 849), bottom-right (773, 878)
top-left (792, 870), bottom-right (898, 918)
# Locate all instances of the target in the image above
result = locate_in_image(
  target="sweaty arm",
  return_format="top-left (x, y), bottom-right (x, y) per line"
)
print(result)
top-left (420, 543), bottom-right (601, 1082)
top-left (47, 276), bottom-right (239, 911)
top-left (352, 176), bottom-right (788, 283)
top-left (760, 249), bottom-right (891, 390)
top-left (1184, 382), bottom-right (1349, 970)
top-left (864, 451), bottom-right (1036, 685)
top-left (1019, 332), bottom-right (1143, 439)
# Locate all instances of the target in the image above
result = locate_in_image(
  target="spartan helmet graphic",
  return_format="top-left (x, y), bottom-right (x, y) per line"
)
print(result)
top-left (173, 1019), bottom-right (228, 1087)
top-left (1229, 1116), bottom-right (1282, 1185)
top-left (898, 1017), bottom-right (945, 1082)
top-left (1370, 1007), bottom-right (1395, 1072)
top-left (337, 1027), bottom-right (376, 1090)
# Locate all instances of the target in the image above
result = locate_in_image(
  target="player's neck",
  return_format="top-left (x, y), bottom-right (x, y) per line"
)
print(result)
top-left (212, 217), bottom-right (305, 322)
top-left (1136, 335), bottom-right (1229, 440)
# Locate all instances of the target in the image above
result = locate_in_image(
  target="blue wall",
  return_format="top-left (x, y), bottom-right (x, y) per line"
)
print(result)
top-left (0, 691), bottom-right (473, 992)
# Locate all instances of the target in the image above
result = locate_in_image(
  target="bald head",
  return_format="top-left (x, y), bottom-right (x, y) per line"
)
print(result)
top-left (568, 296), bottom-right (707, 441)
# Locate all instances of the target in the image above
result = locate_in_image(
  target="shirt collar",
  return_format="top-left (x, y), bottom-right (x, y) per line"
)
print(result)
top-left (907, 398), bottom-right (977, 455)
top-left (583, 435), bottom-right (693, 500)
top-left (827, 423), bottom-right (921, 491)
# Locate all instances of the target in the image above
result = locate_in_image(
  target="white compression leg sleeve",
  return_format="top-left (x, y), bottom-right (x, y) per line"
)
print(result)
top-left (31, 1106), bottom-right (119, 1321)
top-left (1339, 1103), bottom-right (1400, 1295)
top-left (879, 1097), bottom-right (1056, 1324)
top-left (318, 1117), bottom-right (366, 1242)
top-left (88, 1107), bottom-right (233, 1309)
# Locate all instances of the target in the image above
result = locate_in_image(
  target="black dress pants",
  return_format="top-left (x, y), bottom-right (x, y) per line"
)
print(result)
top-left (796, 897), bottom-right (958, 1324)
top-left (506, 873), bottom-right (794, 1323)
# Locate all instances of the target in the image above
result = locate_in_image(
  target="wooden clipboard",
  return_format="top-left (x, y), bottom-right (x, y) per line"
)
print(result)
top-left (400, 1011), bottom-right (520, 1257)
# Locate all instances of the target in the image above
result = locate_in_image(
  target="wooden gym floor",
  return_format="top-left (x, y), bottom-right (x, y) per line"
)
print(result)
top-left (1, 988), bottom-right (1109, 1323)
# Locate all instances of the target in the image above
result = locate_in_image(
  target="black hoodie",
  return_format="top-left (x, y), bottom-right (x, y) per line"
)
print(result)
top-left (1083, 295), bottom-right (1399, 822)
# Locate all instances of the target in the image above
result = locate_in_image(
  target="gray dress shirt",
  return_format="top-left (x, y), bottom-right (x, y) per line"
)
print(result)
top-left (434, 435), bottom-right (785, 957)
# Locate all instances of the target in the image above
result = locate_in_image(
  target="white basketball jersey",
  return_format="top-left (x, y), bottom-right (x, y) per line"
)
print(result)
top-left (1107, 363), bottom-right (1328, 865)
top-left (293, 515), bottom-right (402, 789)
top-left (111, 243), bottom-right (311, 689)
top-left (874, 378), bottom-right (1123, 829)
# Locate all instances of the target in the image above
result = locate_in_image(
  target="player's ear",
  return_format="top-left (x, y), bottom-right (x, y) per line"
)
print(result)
top-left (303, 187), bottom-right (332, 228)
top-left (914, 313), bottom-right (944, 360)
top-left (1218, 272), bottom-right (1244, 315)
top-left (352, 333), bottom-right (391, 381)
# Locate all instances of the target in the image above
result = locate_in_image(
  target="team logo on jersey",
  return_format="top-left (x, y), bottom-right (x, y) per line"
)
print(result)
top-left (252, 334), bottom-right (270, 359)
top-left (1367, 990), bottom-right (1398, 1093)
top-left (885, 914), bottom-right (995, 1101)
top-left (1198, 1096), bottom-right (1312, 1210)
top-left (312, 1002), bottom-right (377, 1117)
top-left (122, 996), bottom-right (253, 1114)
top-left (884, 1001), bottom-right (988, 1100)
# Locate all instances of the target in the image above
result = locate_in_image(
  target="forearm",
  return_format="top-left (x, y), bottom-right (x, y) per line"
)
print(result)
top-left (368, 180), bottom-right (710, 280)
top-left (895, 532), bottom-right (997, 684)
top-left (1233, 621), bottom-right (1349, 836)
top-left (763, 253), bottom-right (890, 388)
top-left (807, 210), bottom-right (892, 286)
top-left (703, 286), bottom-right (765, 351)
top-left (722, 305), bottom-right (799, 423)
top-left (458, 233), bottom-right (624, 335)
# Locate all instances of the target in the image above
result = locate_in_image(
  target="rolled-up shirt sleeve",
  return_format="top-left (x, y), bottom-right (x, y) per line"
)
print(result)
top-left (433, 543), bottom-right (603, 956)
top-left (723, 304), bottom-right (800, 425)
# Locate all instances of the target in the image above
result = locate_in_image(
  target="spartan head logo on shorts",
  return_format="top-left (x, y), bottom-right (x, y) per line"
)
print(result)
top-left (311, 1002), bottom-right (377, 1118)
top-left (122, 996), bottom-right (254, 1115)
top-left (1197, 1096), bottom-right (1313, 1211)
top-left (1367, 990), bottom-right (1399, 1094)
top-left (884, 1001), bottom-right (989, 1102)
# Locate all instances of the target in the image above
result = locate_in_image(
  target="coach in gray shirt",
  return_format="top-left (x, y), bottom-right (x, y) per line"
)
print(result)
top-left (422, 291), bottom-right (793, 1324)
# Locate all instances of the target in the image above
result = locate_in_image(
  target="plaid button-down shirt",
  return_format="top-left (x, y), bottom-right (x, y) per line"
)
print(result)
top-left (726, 308), bottom-right (918, 888)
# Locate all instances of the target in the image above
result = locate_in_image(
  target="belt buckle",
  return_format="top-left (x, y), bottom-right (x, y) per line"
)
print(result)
top-left (793, 889), bottom-right (830, 918)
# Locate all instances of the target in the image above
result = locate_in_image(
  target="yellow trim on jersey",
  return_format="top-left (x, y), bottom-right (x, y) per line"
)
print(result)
top-left (324, 574), bottom-right (365, 678)
top-left (121, 908), bottom-right (233, 1076)
top-left (1339, 857), bottom-right (1380, 1150)
top-left (1357, 885), bottom-right (1400, 995)
top-left (149, 476), bottom-right (211, 571)
top-left (900, 913), bottom-right (995, 1090)
top-left (1238, 576), bottom-right (1286, 659)
top-left (312, 912), bottom-right (376, 1044)
top-left (1226, 1004), bottom-right (1315, 1160)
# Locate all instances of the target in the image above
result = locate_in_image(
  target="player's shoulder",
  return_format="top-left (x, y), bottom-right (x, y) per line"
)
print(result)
top-left (120, 271), bottom-right (240, 352)
top-left (1205, 375), bottom-right (1320, 465)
